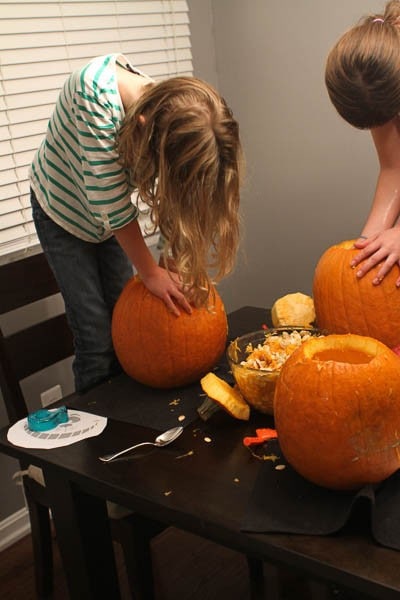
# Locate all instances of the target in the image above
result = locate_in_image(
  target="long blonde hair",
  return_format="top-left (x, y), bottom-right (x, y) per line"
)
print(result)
top-left (117, 76), bottom-right (243, 306)
top-left (325, 0), bottom-right (400, 129)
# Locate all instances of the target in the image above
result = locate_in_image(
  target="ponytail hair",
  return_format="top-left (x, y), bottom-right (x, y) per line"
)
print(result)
top-left (325, 0), bottom-right (400, 129)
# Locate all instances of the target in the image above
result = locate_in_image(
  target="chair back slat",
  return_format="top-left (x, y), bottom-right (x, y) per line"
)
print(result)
top-left (0, 336), bottom-right (27, 423)
top-left (0, 252), bottom-right (75, 423)
top-left (0, 252), bottom-right (59, 314)
top-left (3, 314), bottom-right (74, 381)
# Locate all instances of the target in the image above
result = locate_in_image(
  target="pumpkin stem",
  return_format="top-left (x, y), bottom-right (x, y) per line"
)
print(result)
top-left (197, 397), bottom-right (222, 421)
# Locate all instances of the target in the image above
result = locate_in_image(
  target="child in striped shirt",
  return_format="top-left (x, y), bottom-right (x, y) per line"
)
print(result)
top-left (30, 54), bottom-right (243, 392)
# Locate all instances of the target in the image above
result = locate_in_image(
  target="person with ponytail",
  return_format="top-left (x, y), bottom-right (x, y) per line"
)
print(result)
top-left (325, 1), bottom-right (400, 287)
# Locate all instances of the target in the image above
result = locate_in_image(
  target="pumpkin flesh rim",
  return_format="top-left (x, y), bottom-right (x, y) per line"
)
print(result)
top-left (275, 333), bottom-right (400, 490)
top-left (301, 334), bottom-right (381, 365)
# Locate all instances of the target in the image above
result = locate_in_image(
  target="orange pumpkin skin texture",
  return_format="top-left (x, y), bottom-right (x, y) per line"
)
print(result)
top-left (313, 240), bottom-right (400, 348)
top-left (111, 276), bottom-right (228, 388)
top-left (274, 334), bottom-right (400, 490)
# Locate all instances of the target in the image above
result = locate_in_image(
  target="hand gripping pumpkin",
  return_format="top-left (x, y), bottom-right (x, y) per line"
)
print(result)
top-left (274, 333), bottom-right (400, 490)
top-left (313, 240), bottom-right (400, 348)
top-left (111, 276), bottom-right (228, 388)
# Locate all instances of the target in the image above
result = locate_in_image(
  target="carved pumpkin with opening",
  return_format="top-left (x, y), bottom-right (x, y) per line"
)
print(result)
top-left (274, 333), bottom-right (400, 490)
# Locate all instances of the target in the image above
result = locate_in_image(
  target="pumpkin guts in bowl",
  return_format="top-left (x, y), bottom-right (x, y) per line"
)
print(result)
top-left (227, 327), bottom-right (323, 415)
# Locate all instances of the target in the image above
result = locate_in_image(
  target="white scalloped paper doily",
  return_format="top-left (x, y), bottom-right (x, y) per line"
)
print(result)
top-left (7, 409), bottom-right (107, 449)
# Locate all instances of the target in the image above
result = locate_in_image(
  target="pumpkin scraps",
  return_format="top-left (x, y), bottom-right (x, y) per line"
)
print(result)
top-left (169, 398), bottom-right (180, 408)
top-left (271, 292), bottom-right (315, 328)
top-left (175, 450), bottom-right (194, 460)
top-left (240, 330), bottom-right (320, 372)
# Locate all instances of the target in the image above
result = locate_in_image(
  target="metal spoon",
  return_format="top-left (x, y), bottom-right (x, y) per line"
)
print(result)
top-left (99, 426), bottom-right (184, 463)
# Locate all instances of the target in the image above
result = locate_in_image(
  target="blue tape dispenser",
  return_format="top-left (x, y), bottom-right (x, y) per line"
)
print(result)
top-left (27, 406), bottom-right (69, 432)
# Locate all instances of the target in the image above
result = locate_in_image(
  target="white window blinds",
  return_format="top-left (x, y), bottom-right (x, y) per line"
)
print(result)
top-left (0, 0), bottom-right (193, 260)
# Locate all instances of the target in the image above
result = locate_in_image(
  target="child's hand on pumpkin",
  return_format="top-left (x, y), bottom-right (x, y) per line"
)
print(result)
top-left (141, 266), bottom-right (192, 316)
top-left (350, 228), bottom-right (400, 286)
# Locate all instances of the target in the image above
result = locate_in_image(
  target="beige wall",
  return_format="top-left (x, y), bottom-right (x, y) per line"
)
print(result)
top-left (189, 0), bottom-right (384, 312)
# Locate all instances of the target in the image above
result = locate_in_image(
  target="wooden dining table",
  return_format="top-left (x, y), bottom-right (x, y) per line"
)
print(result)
top-left (2, 306), bottom-right (400, 600)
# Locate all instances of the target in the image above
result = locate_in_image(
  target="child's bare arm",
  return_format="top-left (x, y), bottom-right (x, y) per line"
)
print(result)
top-left (351, 120), bottom-right (400, 285)
top-left (114, 220), bottom-right (192, 316)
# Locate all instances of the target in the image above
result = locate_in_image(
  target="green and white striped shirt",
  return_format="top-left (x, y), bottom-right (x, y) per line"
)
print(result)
top-left (30, 54), bottom-right (147, 242)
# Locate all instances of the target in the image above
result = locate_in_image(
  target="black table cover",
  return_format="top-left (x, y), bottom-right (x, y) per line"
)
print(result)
top-left (242, 438), bottom-right (400, 551)
top-left (66, 306), bottom-right (268, 431)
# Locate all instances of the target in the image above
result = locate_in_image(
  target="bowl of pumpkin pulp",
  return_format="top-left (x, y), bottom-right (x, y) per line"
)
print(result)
top-left (227, 327), bottom-right (323, 415)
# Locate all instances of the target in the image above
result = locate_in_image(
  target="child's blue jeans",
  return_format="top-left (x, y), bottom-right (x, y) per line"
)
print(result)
top-left (31, 189), bottom-right (133, 393)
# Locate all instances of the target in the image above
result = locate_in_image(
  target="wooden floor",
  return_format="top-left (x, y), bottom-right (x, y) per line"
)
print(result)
top-left (0, 526), bottom-right (360, 599)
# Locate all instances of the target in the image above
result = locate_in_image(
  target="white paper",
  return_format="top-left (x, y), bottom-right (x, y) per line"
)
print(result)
top-left (7, 409), bottom-right (107, 449)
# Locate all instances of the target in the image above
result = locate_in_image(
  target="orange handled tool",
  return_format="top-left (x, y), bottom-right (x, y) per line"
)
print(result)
top-left (243, 428), bottom-right (278, 447)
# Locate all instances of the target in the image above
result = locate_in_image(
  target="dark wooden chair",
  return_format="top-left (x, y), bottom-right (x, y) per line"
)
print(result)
top-left (0, 251), bottom-right (165, 599)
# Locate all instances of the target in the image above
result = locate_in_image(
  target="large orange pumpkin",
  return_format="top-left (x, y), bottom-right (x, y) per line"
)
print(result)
top-left (313, 240), bottom-right (400, 348)
top-left (274, 333), bottom-right (400, 490)
top-left (111, 276), bottom-right (228, 388)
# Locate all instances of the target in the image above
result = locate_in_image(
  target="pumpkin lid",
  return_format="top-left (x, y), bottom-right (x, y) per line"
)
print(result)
top-left (200, 372), bottom-right (250, 421)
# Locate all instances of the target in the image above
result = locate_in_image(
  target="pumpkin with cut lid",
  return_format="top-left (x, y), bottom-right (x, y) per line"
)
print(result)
top-left (111, 276), bottom-right (227, 388)
top-left (274, 333), bottom-right (400, 490)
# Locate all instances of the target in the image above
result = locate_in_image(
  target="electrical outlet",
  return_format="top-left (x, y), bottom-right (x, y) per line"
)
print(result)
top-left (40, 384), bottom-right (63, 407)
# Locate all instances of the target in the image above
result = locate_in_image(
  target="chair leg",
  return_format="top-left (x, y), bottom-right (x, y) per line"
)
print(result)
top-left (111, 515), bottom-right (166, 600)
top-left (24, 491), bottom-right (54, 599)
top-left (247, 556), bottom-right (265, 599)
